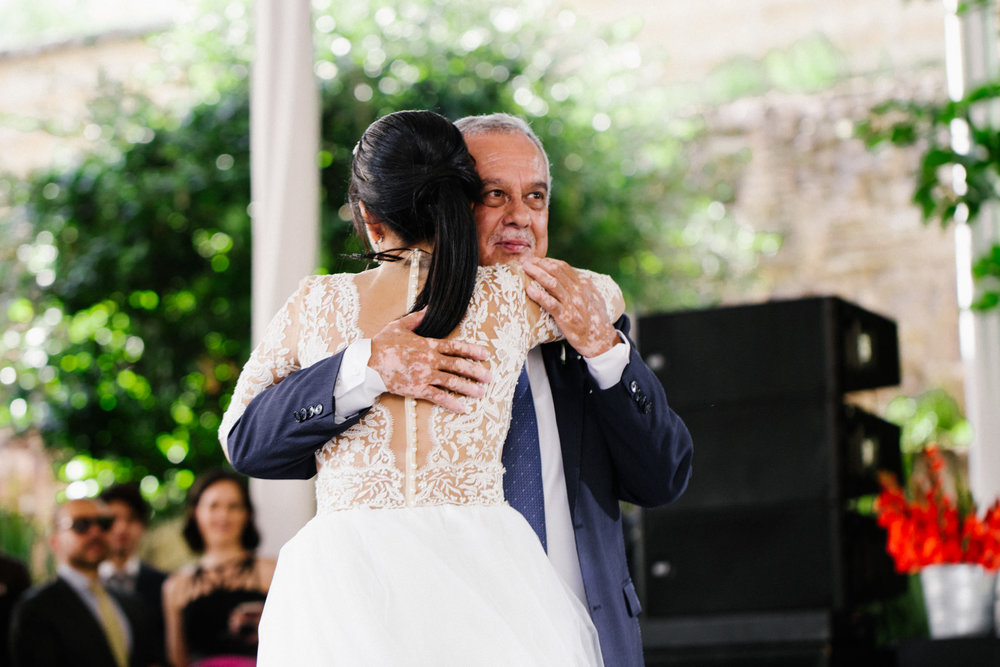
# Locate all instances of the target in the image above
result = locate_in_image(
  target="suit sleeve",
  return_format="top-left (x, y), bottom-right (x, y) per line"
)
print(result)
top-left (9, 596), bottom-right (61, 667)
top-left (220, 276), bottom-right (367, 480)
top-left (225, 351), bottom-right (368, 479)
top-left (590, 314), bottom-right (693, 507)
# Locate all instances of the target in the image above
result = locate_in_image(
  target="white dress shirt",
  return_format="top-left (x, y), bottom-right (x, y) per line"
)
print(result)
top-left (98, 555), bottom-right (141, 592)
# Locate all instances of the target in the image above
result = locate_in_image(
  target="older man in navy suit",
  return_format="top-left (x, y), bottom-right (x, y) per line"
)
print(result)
top-left (224, 113), bottom-right (693, 666)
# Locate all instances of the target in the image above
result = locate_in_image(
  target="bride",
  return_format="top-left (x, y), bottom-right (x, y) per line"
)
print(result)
top-left (219, 110), bottom-right (622, 665)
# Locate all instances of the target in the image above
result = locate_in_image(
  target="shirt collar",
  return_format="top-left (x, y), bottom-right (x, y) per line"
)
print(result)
top-left (98, 556), bottom-right (141, 580)
top-left (58, 563), bottom-right (99, 595)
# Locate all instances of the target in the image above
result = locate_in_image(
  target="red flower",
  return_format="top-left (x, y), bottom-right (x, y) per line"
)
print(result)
top-left (874, 445), bottom-right (1000, 573)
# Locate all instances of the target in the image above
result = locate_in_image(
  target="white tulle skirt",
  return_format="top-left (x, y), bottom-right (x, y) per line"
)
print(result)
top-left (257, 504), bottom-right (603, 667)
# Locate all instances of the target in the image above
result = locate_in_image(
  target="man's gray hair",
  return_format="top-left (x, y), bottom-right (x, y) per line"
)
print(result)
top-left (455, 113), bottom-right (551, 188)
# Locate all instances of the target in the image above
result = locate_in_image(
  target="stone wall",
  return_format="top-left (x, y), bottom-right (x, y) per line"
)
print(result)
top-left (570, 0), bottom-right (945, 81)
top-left (701, 70), bottom-right (963, 413)
top-left (566, 0), bottom-right (962, 413)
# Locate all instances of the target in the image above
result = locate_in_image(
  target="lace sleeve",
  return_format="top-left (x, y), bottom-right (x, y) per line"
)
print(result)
top-left (218, 277), bottom-right (309, 451)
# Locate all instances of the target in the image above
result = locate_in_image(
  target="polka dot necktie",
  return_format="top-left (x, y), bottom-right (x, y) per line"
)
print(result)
top-left (502, 367), bottom-right (547, 551)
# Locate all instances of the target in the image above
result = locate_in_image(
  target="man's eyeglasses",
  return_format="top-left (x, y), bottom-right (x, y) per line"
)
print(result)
top-left (60, 516), bottom-right (114, 535)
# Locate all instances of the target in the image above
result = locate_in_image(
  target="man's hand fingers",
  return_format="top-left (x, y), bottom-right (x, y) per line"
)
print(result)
top-left (434, 339), bottom-right (490, 362)
top-left (431, 370), bottom-right (488, 399)
top-left (434, 354), bottom-right (492, 384)
top-left (526, 281), bottom-right (560, 313)
top-left (522, 258), bottom-right (561, 293)
top-left (523, 258), bottom-right (578, 311)
top-left (397, 309), bottom-right (427, 332)
top-left (419, 386), bottom-right (468, 414)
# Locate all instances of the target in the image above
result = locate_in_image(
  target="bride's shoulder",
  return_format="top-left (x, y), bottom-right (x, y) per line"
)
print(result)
top-left (475, 262), bottom-right (530, 295)
top-left (478, 261), bottom-right (527, 281)
top-left (294, 272), bottom-right (358, 294)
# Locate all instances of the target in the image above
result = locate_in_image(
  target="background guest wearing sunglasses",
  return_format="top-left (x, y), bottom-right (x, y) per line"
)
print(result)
top-left (8, 498), bottom-right (164, 667)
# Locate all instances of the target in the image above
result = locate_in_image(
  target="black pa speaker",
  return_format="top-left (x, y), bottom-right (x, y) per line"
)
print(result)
top-left (663, 400), bottom-right (902, 510)
top-left (637, 296), bottom-right (900, 410)
top-left (635, 296), bottom-right (905, 630)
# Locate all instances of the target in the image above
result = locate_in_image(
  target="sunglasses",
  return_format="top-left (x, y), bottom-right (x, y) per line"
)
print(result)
top-left (61, 516), bottom-right (114, 535)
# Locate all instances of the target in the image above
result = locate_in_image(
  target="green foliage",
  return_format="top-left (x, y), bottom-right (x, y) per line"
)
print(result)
top-left (761, 34), bottom-right (846, 94)
top-left (1, 0), bottom-right (766, 511)
top-left (884, 388), bottom-right (973, 455)
top-left (0, 509), bottom-right (40, 564)
top-left (858, 574), bottom-right (930, 644)
top-left (858, 81), bottom-right (1000, 310)
top-left (971, 242), bottom-right (1000, 309)
top-left (692, 35), bottom-right (847, 110)
top-left (2, 82), bottom-right (252, 510)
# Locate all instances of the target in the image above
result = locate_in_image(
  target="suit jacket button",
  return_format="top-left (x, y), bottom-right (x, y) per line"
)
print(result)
top-left (293, 410), bottom-right (304, 423)
top-left (629, 380), bottom-right (638, 393)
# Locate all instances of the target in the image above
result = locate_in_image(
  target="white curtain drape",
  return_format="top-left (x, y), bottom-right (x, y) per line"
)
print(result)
top-left (247, 0), bottom-right (319, 558)
top-left (945, 1), bottom-right (1000, 505)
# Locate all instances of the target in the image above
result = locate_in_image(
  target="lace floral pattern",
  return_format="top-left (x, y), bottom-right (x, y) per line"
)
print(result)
top-left (220, 261), bottom-right (622, 514)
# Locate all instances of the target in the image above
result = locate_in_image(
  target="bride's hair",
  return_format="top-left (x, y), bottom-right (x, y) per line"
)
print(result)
top-left (348, 110), bottom-right (480, 339)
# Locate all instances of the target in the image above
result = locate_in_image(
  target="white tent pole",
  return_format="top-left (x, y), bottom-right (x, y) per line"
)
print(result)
top-left (944, 0), bottom-right (1000, 505)
top-left (247, 0), bottom-right (320, 558)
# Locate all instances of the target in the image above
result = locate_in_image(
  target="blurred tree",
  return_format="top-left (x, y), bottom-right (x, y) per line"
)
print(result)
top-left (1, 0), bottom-right (768, 512)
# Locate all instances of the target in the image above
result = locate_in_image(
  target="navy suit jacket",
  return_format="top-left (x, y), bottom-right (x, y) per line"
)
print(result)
top-left (0, 555), bottom-right (31, 665)
top-left (9, 577), bottom-right (162, 667)
top-left (134, 563), bottom-right (168, 660)
top-left (226, 315), bottom-right (693, 667)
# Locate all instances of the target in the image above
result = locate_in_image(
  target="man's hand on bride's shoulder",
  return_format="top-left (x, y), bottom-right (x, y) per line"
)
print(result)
top-left (369, 310), bottom-right (492, 413)
top-left (522, 257), bottom-right (621, 359)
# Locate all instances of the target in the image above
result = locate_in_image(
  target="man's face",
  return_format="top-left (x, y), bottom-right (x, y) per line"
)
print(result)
top-left (464, 131), bottom-right (549, 266)
top-left (105, 499), bottom-right (145, 561)
top-left (50, 499), bottom-right (112, 574)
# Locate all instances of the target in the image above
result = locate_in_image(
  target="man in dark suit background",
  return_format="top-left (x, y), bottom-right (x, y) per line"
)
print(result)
top-left (9, 498), bottom-right (162, 667)
top-left (1, 552), bottom-right (31, 664)
top-left (98, 483), bottom-right (167, 652)
top-left (224, 113), bottom-right (693, 667)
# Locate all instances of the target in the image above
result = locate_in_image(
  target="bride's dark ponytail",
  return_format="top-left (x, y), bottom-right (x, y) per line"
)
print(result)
top-left (348, 110), bottom-right (480, 338)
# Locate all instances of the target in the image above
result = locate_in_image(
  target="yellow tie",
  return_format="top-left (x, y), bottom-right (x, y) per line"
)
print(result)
top-left (90, 580), bottom-right (129, 667)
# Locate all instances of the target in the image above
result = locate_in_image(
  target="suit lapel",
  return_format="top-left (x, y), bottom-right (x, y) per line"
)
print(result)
top-left (542, 341), bottom-right (584, 512)
top-left (53, 578), bottom-right (121, 667)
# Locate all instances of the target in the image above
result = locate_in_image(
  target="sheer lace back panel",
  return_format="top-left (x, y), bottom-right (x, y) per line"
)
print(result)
top-left (220, 260), bottom-right (623, 513)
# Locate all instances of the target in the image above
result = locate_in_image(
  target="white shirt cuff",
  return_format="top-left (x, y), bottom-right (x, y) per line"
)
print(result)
top-left (333, 339), bottom-right (387, 423)
top-left (584, 331), bottom-right (631, 390)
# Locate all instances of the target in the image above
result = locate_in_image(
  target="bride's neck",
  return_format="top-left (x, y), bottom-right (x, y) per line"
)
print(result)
top-left (375, 246), bottom-right (432, 272)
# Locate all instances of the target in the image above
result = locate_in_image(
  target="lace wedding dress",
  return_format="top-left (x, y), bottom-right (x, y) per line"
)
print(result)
top-left (220, 253), bottom-right (621, 666)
